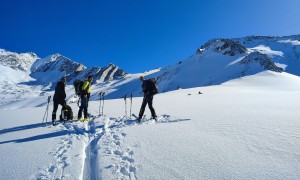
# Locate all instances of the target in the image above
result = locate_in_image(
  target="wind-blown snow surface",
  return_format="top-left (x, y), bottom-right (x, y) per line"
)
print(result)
top-left (0, 71), bottom-right (299, 179)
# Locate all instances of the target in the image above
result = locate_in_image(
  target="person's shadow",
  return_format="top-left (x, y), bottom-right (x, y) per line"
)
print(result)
top-left (0, 115), bottom-right (191, 145)
top-left (0, 122), bottom-right (51, 135)
top-left (0, 122), bottom-right (73, 145)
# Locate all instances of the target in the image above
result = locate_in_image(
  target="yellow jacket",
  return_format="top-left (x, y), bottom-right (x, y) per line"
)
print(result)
top-left (82, 80), bottom-right (92, 95)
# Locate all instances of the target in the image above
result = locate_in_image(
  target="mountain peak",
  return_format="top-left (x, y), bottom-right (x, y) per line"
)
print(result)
top-left (0, 48), bottom-right (39, 71)
top-left (198, 38), bottom-right (247, 56)
top-left (28, 52), bottom-right (126, 84)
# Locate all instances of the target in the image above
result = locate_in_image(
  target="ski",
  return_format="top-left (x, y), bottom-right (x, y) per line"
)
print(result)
top-left (123, 114), bottom-right (142, 124)
top-left (130, 93), bottom-right (132, 119)
top-left (51, 119), bottom-right (68, 126)
top-left (102, 92), bottom-right (105, 116)
top-left (131, 114), bottom-right (147, 123)
top-left (98, 91), bottom-right (102, 117)
top-left (42, 96), bottom-right (51, 123)
top-left (131, 113), bottom-right (162, 123)
top-left (124, 94), bottom-right (127, 118)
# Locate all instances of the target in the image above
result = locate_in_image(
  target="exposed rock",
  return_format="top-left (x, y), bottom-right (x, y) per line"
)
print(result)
top-left (240, 52), bottom-right (283, 72)
top-left (198, 38), bottom-right (247, 56)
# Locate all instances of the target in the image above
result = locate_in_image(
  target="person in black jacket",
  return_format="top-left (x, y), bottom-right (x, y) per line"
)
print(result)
top-left (52, 77), bottom-right (67, 125)
top-left (138, 76), bottom-right (157, 121)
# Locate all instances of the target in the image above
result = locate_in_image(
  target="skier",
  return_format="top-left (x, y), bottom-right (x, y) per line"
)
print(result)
top-left (52, 77), bottom-right (68, 125)
top-left (78, 75), bottom-right (93, 121)
top-left (138, 76), bottom-right (157, 121)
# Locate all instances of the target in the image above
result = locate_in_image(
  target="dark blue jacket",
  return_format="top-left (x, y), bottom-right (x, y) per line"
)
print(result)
top-left (53, 81), bottom-right (66, 101)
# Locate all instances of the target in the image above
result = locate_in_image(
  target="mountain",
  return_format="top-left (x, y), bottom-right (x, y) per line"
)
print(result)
top-left (30, 54), bottom-right (126, 85)
top-left (0, 49), bottom-right (126, 106)
top-left (0, 34), bottom-right (299, 105)
top-left (0, 49), bottom-right (40, 106)
top-left (0, 48), bottom-right (38, 72)
top-left (236, 35), bottom-right (300, 75)
top-left (97, 35), bottom-right (299, 99)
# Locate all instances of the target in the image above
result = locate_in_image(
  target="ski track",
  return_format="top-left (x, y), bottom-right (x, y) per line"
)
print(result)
top-left (83, 116), bottom-right (104, 180)
top-left (34, 114), bottom-right (184, 179)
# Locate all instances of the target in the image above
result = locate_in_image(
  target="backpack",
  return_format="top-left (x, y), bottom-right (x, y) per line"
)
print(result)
top-left (73, 80), bottom-right (84, 95)
top-left (148, 78), bottom-right (158, 95)
top-left (60, 105), bottom-right (74, 120)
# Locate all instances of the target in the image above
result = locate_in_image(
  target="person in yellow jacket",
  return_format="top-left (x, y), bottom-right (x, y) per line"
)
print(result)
top-left (78, 75), bottom-right (93, 121)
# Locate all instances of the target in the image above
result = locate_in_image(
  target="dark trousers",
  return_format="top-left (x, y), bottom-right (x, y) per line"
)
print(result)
top-left (139, 94), bottom-right (157, 118)
top-left (78, 97), bottom-right (89, 118)
top-left (52, 100), bottom-right (66, 120)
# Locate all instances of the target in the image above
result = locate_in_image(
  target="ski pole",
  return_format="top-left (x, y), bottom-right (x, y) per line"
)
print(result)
top-left (99, 91), bottom-right (102, 116)
top-left (77, 96), bottom-right (80, 108)
top-left (124, 94), bottom-right (127, 118)
top-left (42, 96), bottom-right (51, 123)
top-left (102, 92), bottom-right (105, 116)
top-left (130, 93), bottom-right (132, 119)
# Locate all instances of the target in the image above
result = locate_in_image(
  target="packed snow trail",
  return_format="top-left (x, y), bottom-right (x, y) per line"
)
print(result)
top-left (82, 117), bottom-right (103, 180)
top-left (31, 113), bottom-right (183, 179)
top-left (32, 116), bottom-right (104, 179)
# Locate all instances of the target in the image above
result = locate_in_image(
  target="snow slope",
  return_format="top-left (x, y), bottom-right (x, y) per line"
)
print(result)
top-left (1, 71), bottom-right (299, 179)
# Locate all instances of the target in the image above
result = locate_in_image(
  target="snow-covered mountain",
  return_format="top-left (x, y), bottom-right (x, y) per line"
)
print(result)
top-left (0, 48), bottom-right (38, 72)
top-left (94, 35), bottom-right (299, 99)
top-left (0, 34), bottom-right (299, 106)
top-left (0, 49), bottom-right (40, 106)
top-left (237, 35), bottom-right (300, 75)
top-left (0, 49), bottom-right (126, 106)
top-left (1, 35), bottom-right (300, 179)
top-left (30, 54), bottom-right (126, 84)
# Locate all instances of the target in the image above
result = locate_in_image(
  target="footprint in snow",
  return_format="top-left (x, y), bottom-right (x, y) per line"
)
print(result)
top-left (114, 150), bottom-right (123, 156)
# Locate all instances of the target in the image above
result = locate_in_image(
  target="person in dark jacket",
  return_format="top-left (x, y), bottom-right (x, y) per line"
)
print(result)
top-left (138, 76), bottom-right (157, 121)
top-left (52, 77), bottom-right (67, 125)
top-left (78, 75), bottom-right (93, 121)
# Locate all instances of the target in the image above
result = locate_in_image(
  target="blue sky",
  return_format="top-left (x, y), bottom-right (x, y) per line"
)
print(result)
top-left (0, 0), bottom-right (300, 73)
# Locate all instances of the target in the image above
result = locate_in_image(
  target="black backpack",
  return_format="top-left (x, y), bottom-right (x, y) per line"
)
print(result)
top-left (148, 78), bottom-right (158, 95)
top-left (73, 80), bottom-right (84, 95)
top-left (60, 105), bottom-right (74, 120)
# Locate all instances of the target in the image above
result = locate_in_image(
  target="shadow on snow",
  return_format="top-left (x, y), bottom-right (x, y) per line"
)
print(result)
top-left (0, 130), bottom-right (70, 144)
top-left (0, 122), bottom-right (52, 135)
top-left (0, 114), bottom-right (190, 145)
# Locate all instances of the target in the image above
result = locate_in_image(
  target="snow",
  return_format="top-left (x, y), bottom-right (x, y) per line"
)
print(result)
top-left (31, 70), bottom-right (66, 84)
top-left (274, 63), bottom-right (288, 70)
top-left (30, 56), bottom-right (51, 72)
top-left (278, 39), bottom-right (300, 46)
top-left (227, 56), bottom-right (246, 66)
top-left (0, 65), bottom-right (32, 83)
top-left (248, 45), bottom-right (284, 57)
top-left (1, 71), bottom-right (300, 179)
top-left (1, 35), bottom-right (300, 179)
